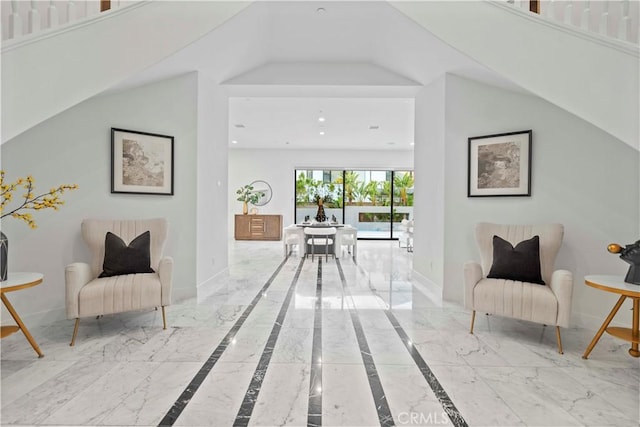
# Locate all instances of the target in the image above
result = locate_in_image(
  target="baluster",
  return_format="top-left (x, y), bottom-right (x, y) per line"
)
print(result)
top-left (67, 1), bottom-right (76, 23)
top-left (8, 0), bottom-right (22, 39)
top-left (564, 0), bottom-right (574, 25)
top-left (542, 0), bottom-right (550, 18)
top-left (28, 0), bottom-right (40, 34)
top-left (47, 0), bottom-right (59, 29)
top-left (86, 0), bottom-right (101, 17)
top-left (599, 0), bottom-right (610, 36)
top-left (618, 0), bottom-right (630, 41)
top-left (545, 0), bottom-right (558, 21)
top-left (581, 0), bottom-right (591, 31)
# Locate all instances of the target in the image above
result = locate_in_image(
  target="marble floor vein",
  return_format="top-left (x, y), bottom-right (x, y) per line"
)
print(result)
top-left (1, 240), bottom-right (638, 427)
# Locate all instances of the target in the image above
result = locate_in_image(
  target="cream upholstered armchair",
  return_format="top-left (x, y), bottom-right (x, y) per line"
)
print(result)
top-left (464, 223), bottom-right (573, 353)
top-left (65, 218), bottom-right (173, 346)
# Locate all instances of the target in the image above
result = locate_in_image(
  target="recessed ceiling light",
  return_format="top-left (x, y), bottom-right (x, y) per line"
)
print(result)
top-left (316, 7), bottom-right (326, 14)
top-left (369, 125), bottom-right (380, 130)
top-left (410, 142), bottom-right (415, 146)
top-left (318, 117), bottom-right (326, 122)
top-left (319, 131), bottom-right (325, 136)
top-left (234, 124), bottom-right (245, 128)
top-left (387, 142), bottom-right (396, 145)
top-left (231, 140), bottom-right (238, 144)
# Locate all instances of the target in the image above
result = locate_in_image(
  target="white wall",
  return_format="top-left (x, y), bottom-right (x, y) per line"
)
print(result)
top-left (228, 148), bottom-right (414, 232)
top-left (441, 74), bottom-right (639, 327)
top-left (413, 77), bottom-right (446, 289)
top-left (196, 75), bottom-right (230, 292)
top-left (1, 73), bottom-right (198, 324)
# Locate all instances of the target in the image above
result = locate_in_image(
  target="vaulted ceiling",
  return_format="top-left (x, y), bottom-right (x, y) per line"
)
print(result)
top-left (109, 1), bottom-right (525, 150)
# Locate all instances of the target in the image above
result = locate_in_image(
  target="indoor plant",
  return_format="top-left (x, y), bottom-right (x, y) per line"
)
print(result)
top-left (236, 184), bottom-right (264, 215)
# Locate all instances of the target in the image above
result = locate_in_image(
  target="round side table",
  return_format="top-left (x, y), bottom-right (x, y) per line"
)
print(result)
top-left (1, 272), bottom-right (44, 358)
top-left (582, 275), bottom-right (640, 359)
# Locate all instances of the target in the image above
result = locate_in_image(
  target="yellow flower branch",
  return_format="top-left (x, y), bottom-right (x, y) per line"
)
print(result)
top-left (0, 171), bottom-right (78, 229)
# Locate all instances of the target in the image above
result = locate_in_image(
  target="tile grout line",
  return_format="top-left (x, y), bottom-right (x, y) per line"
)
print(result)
top-left (233, 257), bottom-right (306, 426)
top-left (336, 258), bottom-right (395, 427)
top-left (307, 258), bottom-right (323, 427)
top-left (156, 256), bottom-right (293, 427)
top-left (353, 262), bottom-right (469, 427)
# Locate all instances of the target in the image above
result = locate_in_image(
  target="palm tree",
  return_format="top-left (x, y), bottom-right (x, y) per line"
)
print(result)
top-left (365, 180), bottom-right (379, 206)
top-left (353, 181), bottom-right (368, 205)
top-left (394, 172), bottom-right (414, 206)
top-left (336, 171), bottom-right (360, 204)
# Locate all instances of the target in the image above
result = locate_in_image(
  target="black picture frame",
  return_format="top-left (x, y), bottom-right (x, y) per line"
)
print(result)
top-left (111, 128), bottom-right (174, 195)
top-left (468, 130), bottom-right (532, 197)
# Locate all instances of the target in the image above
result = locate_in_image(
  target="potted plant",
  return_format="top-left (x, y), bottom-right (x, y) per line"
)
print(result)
top-left (236, 184), bottom-right (264, 215)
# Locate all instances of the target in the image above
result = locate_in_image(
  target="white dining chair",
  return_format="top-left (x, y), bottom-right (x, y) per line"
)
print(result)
top-left (338, 225), bottom-right (357, 259)
top-left (304, 227), bottom-right (336, 262)
top-left (283, 225), bottom-right (303, 257)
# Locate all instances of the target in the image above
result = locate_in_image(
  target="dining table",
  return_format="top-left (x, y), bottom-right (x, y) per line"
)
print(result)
top-left (283, 223), bottom-right (356, 259)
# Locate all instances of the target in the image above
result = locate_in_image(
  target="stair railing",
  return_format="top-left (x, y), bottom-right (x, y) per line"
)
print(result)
top-left (2, 0), bottom-right (139, 42)
top-left (506, 0), bottom-right (639, 44)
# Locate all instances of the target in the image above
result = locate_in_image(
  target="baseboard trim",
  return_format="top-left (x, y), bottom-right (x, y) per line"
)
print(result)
top-left (196, 266), bottom-right (230, 303)
top-left (411, 269), bottom-right (444, 307)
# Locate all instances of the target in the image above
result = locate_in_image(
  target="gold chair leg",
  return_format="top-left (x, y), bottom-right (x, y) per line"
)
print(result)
top-left (469, 310), bottom-right (476, 334)
top-left (70, 318), bottom-right (80, 347)
top-left (555, 326), bottom-right (563, 354)
top-left (162, 306), bottom-right (167, 330)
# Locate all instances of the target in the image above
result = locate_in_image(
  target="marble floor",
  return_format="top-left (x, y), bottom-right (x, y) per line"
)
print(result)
top-left (1, 240), bottom-right (639, 427)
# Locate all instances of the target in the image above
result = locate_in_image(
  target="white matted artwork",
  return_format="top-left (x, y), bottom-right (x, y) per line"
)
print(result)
top-left (467, 130), bottom-right (532, 197)
top-left (111, 128), bottom-right (174, 195)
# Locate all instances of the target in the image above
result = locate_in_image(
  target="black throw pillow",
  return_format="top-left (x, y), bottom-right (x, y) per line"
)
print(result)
top-left (487, 235), bottom-right (545, 285)
top-left (99, 231), bottom-right (155, 278)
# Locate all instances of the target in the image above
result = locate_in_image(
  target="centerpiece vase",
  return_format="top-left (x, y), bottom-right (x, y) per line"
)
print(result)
top-left (315, 200), bottom-right (327, 222)
top-left (0, 231), bottom-right (7, 281)
top-left (242, 201), bottom-right (249, 215)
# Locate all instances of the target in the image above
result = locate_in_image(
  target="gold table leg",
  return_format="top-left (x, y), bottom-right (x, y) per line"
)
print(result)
top-left (1, 293), bottom-right (44, 358)
top-left (629, 297), bottom-right (640, 357)
top-left (582, 295), bottom-right (626, 359)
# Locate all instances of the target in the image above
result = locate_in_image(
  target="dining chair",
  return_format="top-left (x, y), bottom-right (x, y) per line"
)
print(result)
top-left (283, 224), bottom-right (303, 257)
top-left (338, 225), bottom-right (357, 259)
top-left (304, 227), bottom-right (336, 262)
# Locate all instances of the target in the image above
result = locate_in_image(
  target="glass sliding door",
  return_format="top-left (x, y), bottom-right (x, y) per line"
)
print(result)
top-left (391, 170), bottom-right (414, 239)
top-left (295, 169), bottom-right (344, 224)
top-left (293, 168), bottom-right (414, 240)
top-left (344, 170), bottom-right (392, 239)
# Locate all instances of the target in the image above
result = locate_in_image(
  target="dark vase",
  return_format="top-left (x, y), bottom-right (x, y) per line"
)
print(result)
top-left (0, 231), bottom-right (7, 282)
top-left (315, 203), bottom-right (327, 223)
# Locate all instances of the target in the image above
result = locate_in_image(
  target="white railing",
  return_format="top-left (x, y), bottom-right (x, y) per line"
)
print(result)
top-left (507, 0), bottom-right (639, 44)
top-left (1, 1), bottom-right (138, 42)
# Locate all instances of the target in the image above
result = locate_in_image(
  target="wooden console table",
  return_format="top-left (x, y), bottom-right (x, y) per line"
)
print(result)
top-left (235, 214), bottom-right (282, 241)
top-left (582, 275), bottom-right (640, 359)
top-left (1, 272), bottom-right (45, 358)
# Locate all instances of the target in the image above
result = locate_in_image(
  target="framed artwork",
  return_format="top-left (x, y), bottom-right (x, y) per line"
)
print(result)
top-left (111, 128), bottom-right (174, 195)
top-left (468, 130), bottom-right (532, 197)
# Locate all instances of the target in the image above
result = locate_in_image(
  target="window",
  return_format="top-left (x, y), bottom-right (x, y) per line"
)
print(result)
top-left (294, 169), bottom-right (414, 239)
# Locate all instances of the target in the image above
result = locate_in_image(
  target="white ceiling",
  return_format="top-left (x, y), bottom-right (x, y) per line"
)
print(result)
top-left (229, 97), bottom-right (415, 150)
top-left (109, 1), bottom-right (525, 151)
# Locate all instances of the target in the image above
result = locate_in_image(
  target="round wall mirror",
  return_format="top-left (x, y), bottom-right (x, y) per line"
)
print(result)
top-left (250, 180), bottom-right (272, 206)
